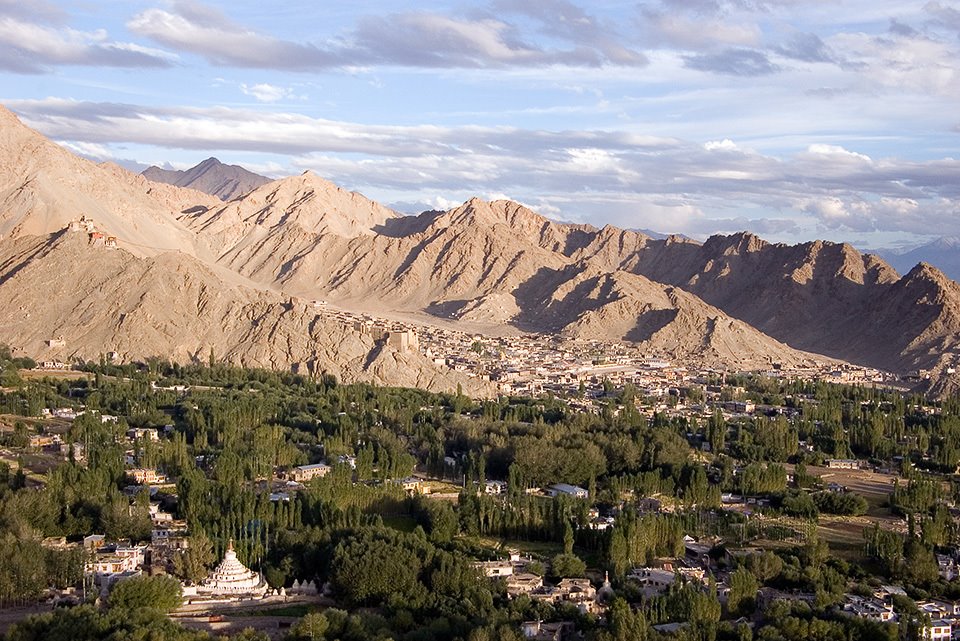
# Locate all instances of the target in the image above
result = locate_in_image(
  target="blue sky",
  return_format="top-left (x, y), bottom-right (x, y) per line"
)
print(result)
top-left (1, 0), bottom-right (959, 249)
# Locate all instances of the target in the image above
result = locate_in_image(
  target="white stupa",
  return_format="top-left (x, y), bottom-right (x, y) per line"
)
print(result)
top-left (197, 540), bottom-right (267, 597)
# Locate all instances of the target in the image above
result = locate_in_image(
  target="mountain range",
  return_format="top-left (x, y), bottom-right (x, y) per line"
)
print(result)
top-left (880, 238), bottom-right (960, 283)
top-left (142, 157), bottom-right (271, 201)
top-left (2, 104), bottom-right (960, 395)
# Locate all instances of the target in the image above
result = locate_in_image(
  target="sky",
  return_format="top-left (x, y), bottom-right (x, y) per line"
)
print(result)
top-left (1, 0), bottom-right (959, 250)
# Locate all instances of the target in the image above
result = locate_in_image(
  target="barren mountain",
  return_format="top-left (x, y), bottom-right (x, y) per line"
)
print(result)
top-left (5, 103), bottom-right (960, 392)
top-left (0, 106), bottom-right (212, 258)
top-left (0, 230), bottom-right (492, 396)
top-left (142, 157), bottom-right (271, 201)
top-left (180, 171), bottom-right (960, 378)
top-left (613, 233), bottom-right (916, 369)
top-left (511, 264), bottom-right (824, 368)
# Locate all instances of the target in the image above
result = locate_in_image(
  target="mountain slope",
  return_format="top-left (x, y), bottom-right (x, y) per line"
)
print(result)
top-left (177, 190), bottom-right (834, 367)
top-left (142, 157), bottom-right (271, 201)
top-left (511, 264), bottom-right (826, 368)
top-left (615, 233), bottom-right (925, 370)
top-left (0, 230), bottom-right (492, 395)
top-left (0, 106), bottom-right (215, 258)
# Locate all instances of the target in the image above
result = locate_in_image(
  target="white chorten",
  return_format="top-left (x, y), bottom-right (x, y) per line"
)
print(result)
top-left (198, 540), bottom-right (267, 597)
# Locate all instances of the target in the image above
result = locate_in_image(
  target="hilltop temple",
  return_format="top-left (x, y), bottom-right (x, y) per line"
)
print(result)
top-left (196, 540), bottom-right (267, 598)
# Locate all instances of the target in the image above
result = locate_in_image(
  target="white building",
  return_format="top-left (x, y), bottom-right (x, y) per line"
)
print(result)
top-left (842, 595), bottom-right (896, 623)
top-left (922, 620), bottom-right (952, 641)
top-left (546, 483), bottom-right (589, 499)
top-left (196, 540), bottom-right (267, 598)
top-left (628, 567), bottom-right (676, 597)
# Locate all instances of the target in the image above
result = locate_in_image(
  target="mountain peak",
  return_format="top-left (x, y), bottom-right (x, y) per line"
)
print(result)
top-left (194, 169), bottom-right (399, 240)
top-left (448, 197), bottom-right (550, 229)
top-left (906, 261), bottom-right (951, 284)
top-left (196, 157), bottom-right (222, 168)
top-left (702, 231), bottom-right (767, 256)
top-left (142, 156), bottom-right (270, 201)
top-left (931, 236), bottom-right (960, 249)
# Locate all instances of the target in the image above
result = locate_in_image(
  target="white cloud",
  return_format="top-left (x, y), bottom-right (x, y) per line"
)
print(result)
top-left (127, 4), bottom-right (343, 69)
top-left (639, 9), bottom-right (761, 50)
top-left (58, 140), bottom-right (114, 160)
top-left (9, 98), bottom-right (960, 240)
top-left (805, 144), bottom-right (872, 163)
top-left (704, 139), bottom-right (739, 151)
top-left (127, 0), bottom-right (645, 70)
top-left (0, 15), bottom-right (175, 73)
top-left (239, 83), bottom-right (293, 103)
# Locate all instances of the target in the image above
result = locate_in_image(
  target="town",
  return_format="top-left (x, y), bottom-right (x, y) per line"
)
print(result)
top-left (0, 341), bottom-right (958, 641)
top-left (308, 301), bottom-right (907, 399)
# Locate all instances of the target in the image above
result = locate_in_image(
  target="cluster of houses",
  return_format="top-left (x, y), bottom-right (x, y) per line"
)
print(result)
top-left (303, 301), bottom-right (906, 402)
top-left (836, 586), bottom-right (960, 640)
top-left (474, 551), bottom-right (613, 616)
top-left (69, 507), bottom-right (309, 603)
top-left (480, 532), bottom-right (960, 641)
top-left (282, 460), bottom-right (425, 495)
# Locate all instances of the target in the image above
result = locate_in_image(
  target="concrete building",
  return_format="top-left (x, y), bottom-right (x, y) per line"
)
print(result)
top-left (289, 462), bottom-right (332, 483)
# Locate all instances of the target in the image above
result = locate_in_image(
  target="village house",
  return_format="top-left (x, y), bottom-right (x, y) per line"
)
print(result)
top-left (484, 480), bottom-right (507, 495)
top-left (825, 458), bottom-right (862, 470)
top-left (937, 554), bottom-right (960, 581)
top-left (555, 578), bottom-right (599, 613)
top-left (127, 468), bottom-right (167, 485)
top-left (84, 542), bottom-right (147, 593)
top-left (52, 407), bottom-right (81, 420)
top-left (841, 595), bottom-right (896, 622)
top-left (914, 599), bottom-right (960, 641)
top-left (337, 454), bottom-right (357, 469)
top-left (546, 483), bottom-right (589, 499)
top-left (506, 573), bottom-right (544, 597)
top-left (628, 567), bottom-right (677, 597)
top-left (149, 502), bottom-right (174, 523)
top-left (475, 560), bottom-right (514, 578)
top-left (394, 476), bottom-right (425, 495)
top-left (151, 520), bottom-right (188, 545)
top-left (83, 534), bottom-right (106, 550)
top-left (917, 599), bottom-right (960, 618)
top-left (29, 433), bottom-right (60, 449)
top-left (520, 621), bottom-right (575, 641)
top-left (525, 577), bottom-right (605, 615)
top-left (127, 427), bottom-right (159, 442)
top-left (288, 462), bottom-right (332, 483)
top-left (920, 619), bottom-right (952, 641)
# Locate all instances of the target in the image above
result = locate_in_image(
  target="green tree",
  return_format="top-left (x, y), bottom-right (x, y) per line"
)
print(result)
top-left (728, 567), bottom-right (758, 615)
top-left (562, 520), bottom-right (574, 555)
top-left (551, 553), bottom-right (586, 578)
top-left (173, 531), bottom-right (215, 585)
top-left (108, 575), bottom-right (183, 613)
top-left (290, 612), bottom-right (330, 640)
